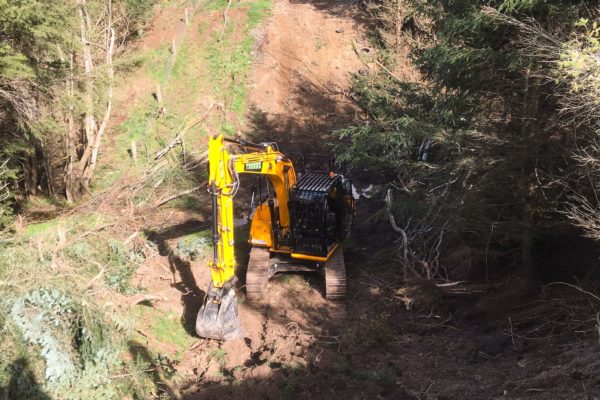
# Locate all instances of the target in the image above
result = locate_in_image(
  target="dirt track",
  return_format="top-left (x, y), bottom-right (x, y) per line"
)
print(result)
top-left (245, 0), bottom-right (367, 152)
top-left (129, 1), bottom-right (600, 399)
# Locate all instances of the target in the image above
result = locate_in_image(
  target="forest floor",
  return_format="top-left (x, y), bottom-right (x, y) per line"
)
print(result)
top-left (17, 0), bottom-right (599, 399)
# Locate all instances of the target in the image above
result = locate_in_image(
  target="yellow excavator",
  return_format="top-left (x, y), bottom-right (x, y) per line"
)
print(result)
top-left (196, 135), bottom-right (356, 340)
top-left (196, 134), bottom-right (355, 340)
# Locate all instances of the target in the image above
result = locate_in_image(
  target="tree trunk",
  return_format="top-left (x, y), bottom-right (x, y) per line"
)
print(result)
top-left (80, 0), bottom-right (96, 147)
top-left (396, 0), bottom-right (403, 47)
top-left (64, 50), bottom-right (78, 202)
top-left (81, 3), bottom-right (115, 191)
top-left (64, 0), bottom-right (114, 198)
top-left (24, 152), bottom-right (37, 196)
top-left (519, 70), bottom-right (542, 281)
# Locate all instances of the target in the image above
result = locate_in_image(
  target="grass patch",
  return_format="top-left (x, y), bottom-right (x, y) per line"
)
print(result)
top-left (132, 306), bottom-right (194, 359)
top-left (206, 0), bottom-right (273, 130)
top-left (24, 213), bottom-right (111, 237)
top-left (209, 348), bottom-right (228, 370)
top-left (203, 0), bottom-right (236, 11)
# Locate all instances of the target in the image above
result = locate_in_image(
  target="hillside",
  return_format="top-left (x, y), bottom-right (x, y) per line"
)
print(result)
top-left (1, 1), bottom-right (599, 399)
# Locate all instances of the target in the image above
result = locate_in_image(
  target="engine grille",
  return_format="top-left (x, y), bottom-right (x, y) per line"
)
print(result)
top-left (290, 172), bottom-right (341, 256)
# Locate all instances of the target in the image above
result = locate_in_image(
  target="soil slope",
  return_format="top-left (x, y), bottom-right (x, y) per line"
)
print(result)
top-left (124, 1), bottom-right (600, 399)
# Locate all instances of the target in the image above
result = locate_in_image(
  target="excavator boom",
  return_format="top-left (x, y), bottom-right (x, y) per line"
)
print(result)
top-left (195, 134), bottom-right (242, 340)
top-left (196, 134), bottom-right (296, 340)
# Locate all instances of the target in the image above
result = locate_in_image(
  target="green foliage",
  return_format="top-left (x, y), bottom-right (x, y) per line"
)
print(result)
top-left (104, 239), bottom-right (144, 294)
top-left (335, 0), bottom-right (595, 279)
top-left (175, 231), bottom-right (210, 260)
top-left (5, 287), bottom-right (134, 399)
top-left (0, 0), bottom-right (75, 77)
top-left (0, 0), bottom-right (75, 215)
top-left (0, 214), bottom-right (155, 398)
top-left (0, 159), bottom-right (15, 231)
top-left (0, 0), bottom-right (161, 208)
top-left (123, 0), bottom-right (159, 29)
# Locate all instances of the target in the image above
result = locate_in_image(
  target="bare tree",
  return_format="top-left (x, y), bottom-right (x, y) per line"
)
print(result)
top-left (65, 0), bottom-right (116, 200)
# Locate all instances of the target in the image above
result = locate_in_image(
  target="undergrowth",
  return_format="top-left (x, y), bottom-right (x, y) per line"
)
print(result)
top-left (0, 214), bottom-right (155, 398)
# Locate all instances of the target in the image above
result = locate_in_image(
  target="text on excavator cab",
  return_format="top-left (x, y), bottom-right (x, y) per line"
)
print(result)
top-left (244, 161), bottom-right (263, 171)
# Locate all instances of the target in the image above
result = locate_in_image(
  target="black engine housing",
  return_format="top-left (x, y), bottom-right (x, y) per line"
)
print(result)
top-left (289, 171), bottom-right (354, 257)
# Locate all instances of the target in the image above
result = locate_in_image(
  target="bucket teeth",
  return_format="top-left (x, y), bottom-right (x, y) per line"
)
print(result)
top-left (195, 285), bottom-right (242, 341)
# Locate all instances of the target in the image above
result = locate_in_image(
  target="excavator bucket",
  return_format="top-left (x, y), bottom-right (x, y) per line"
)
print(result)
top-left (195, 284), bottom-right (242, 341)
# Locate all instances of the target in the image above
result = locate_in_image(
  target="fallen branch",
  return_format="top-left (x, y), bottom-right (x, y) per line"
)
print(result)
top-left (124, 231), bottom-right (139, 245)
top-left (85, 261), bottom-right (106, 290)
top-left (544, 281), bottom-right (600, 303)
top-left (435, 281), bottom-right (468, 287)
top-left (155, 133), bottom-right (182, 160)
top-left (154, 186), bottom-right (201, 207)
top-left (154, 107), bottom-right (214, 161)
top-left (218, 0), bottom-right (233, 42)
top-left (385, 189), bottom-right (414, 279)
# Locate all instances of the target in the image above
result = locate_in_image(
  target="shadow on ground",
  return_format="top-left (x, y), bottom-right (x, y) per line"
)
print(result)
top-left (289, 0), bottom-right (371, 26)
top-left (0, 357), bottom-right (51, 400)
top-left (147, 219), bottom-right (210, 335)
top-left (246, 77), bottom-right (363, 156)
top-left (129, 341), bottom-right (178, 399)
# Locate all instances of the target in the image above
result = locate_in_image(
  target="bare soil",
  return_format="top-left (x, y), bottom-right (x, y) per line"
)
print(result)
top-left (124, 1), bottom-right (600, 399)
top-left (245, 0), bottom-right (368, 152)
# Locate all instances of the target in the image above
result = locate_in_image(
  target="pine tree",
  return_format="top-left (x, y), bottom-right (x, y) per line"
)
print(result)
top-left (335, 0), bottom-right (597, 281)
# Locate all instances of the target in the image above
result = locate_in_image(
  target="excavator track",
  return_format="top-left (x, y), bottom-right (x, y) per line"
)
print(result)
top-left (246, 247), bottom-right (271, 301)
top-left (325, 248), bottom-right (347, 300)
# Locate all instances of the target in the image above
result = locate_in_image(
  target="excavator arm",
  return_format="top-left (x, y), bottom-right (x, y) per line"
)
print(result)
top-left (195, 134), bottom-right (296, 340)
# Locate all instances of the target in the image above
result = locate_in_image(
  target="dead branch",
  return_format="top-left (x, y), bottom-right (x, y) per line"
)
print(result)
top-left (544, 281), bottom-right (600, 303)
top-left (155, 133), bottom-right (183, 161)
top-left (385, 189), bottom-right (411, 279)
top-left (154, 186), bottom-right (201, 207)
top-left (218, 0), bottom-right (233, 42)
top-left (85, 262), bottom-right (106, 290)
top-left (154, 107), bottom-right (214, 161)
